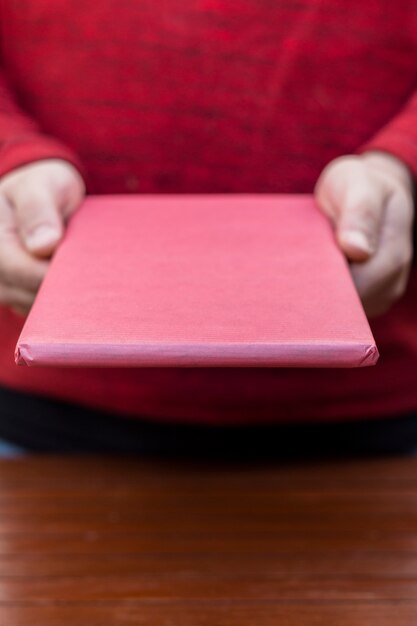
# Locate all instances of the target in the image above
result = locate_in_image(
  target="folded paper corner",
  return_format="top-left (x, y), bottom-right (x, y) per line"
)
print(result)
top-left (15, 344), bottom-right (33, 366)
top-left (359, 343), bottom-right (379, 367)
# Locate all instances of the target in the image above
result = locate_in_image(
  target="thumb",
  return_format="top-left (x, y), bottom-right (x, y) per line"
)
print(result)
top-left (13, 186), bottom-right (64, 258)
top-left (317, 164), bottom-right (386, 263)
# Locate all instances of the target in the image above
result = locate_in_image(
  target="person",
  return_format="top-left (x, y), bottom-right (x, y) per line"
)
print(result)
top-left (0, 1), bottom-right (416, 455)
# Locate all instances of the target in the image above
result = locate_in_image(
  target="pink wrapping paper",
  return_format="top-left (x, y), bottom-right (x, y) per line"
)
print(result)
top-left (16, 195), bottom-right (378, 368)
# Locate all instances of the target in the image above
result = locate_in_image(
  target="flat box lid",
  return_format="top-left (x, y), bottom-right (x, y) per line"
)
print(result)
top-left (16, 195), bottom-right (378, 368)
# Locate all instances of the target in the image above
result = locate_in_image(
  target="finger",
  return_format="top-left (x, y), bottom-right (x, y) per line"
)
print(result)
top-left (0, 197), bottom-right (49, 291)
top-left (350, 190), bottom-right (413, 316)
top-left (6, 184), bottom-right (64, 258)
top-left (0, 284), bottom-right (36, 312)
top-left (352, 264), bottom-right (408, 317)
top-left (337, 180), bottom-right (387, 262)
top-left (316, 160), bottom-right (387, 262)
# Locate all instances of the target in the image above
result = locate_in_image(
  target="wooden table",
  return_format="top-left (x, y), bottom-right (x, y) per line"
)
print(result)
top-left (0, 456), bottom-right (416, 625)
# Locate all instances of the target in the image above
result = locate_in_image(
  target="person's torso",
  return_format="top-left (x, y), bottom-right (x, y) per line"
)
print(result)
top-left (1, 0), bottom-right (417, 423)
top-left (2, 0), bottom-right (417, 194)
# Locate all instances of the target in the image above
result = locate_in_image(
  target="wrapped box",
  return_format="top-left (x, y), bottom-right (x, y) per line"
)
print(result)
top-left (16, 195), bottom-right (378, 368)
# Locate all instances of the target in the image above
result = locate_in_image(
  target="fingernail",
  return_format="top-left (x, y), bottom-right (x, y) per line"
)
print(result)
top-left (340, 231), bottom-right (374, 255)
top-left (25, 226), bottom-right (59, 252)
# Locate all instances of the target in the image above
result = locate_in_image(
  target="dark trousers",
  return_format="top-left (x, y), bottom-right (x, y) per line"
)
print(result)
top-left (0, 386), bottom-right (416, 458)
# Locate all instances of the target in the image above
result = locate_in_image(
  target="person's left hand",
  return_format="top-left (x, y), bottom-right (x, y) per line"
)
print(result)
top-left (315, 151), bottom-right (414, 317)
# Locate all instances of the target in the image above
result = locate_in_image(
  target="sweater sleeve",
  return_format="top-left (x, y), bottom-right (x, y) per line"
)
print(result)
top-left (0, 66), bottom-right (85, 181)
top-left (358, 90), bottom-right (417, 181)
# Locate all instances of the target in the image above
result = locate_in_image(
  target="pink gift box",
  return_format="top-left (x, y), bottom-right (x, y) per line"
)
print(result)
top-left (16, 195), bottom-right (378, 368)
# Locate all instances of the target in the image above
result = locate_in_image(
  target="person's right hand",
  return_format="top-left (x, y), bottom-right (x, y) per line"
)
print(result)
top-left (0, 159), bottom-right (85, 316)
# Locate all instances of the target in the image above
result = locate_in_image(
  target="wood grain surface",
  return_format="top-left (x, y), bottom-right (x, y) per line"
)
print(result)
top-left (0, 456), bottom-right (416, 625)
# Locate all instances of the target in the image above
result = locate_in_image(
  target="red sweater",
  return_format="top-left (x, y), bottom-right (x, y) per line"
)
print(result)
top-left (0, 1), bottom-right (417, 424)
